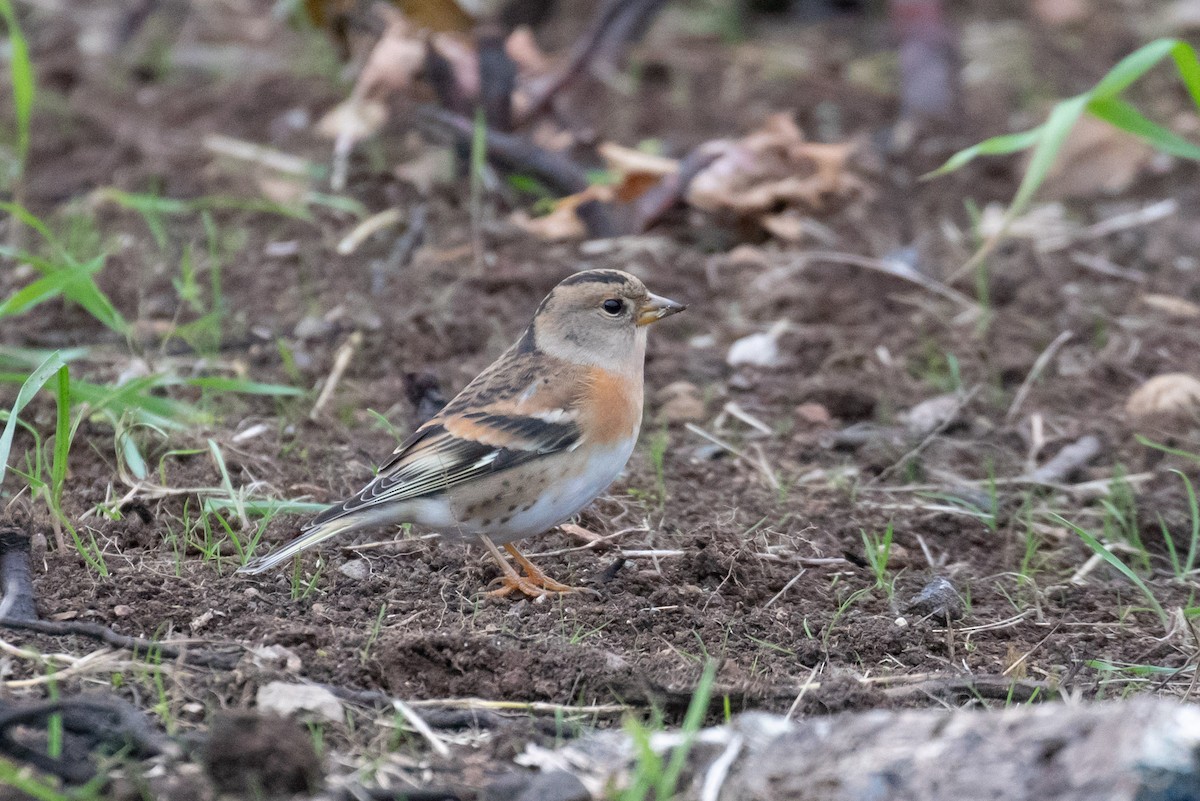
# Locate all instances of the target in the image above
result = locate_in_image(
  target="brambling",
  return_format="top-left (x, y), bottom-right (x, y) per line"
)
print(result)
top-left (238, 269), bottom-right (685, 597)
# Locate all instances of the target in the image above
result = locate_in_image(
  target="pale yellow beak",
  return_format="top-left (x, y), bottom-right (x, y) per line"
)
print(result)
top-left (637, 293), bottom-right (687, 326)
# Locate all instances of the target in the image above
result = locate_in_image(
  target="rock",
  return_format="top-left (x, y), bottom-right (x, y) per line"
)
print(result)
top-left (902, 394), bottom-right (964, 437)
top-left (337, 558), bottom-right (370, 580)
top-left (1125, 374), bottom-right (1200, 430)
top-left (727, 326), bottom-right (785, 368)
top-left (293, 315), bottom-right (333, 341)
top-left (112, 604), bottom-right (133, 617)
top-left (794, 402), bottom-right (832, 427)
top-left (905, 576), bottom-right (965, 622)
top-left (656, 381), bottom-right (706, 424)
top-left (256, 681), bottom-right (343, 722)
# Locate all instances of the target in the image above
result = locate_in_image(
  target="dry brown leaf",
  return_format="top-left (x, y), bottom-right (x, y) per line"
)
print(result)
top-left (315, 98), bottom-right (389, 142)
top-left (687, 113), bottom-right (857, 216)
top-left (598, 142), bottom-right (679, 177)
top-left (357, 12), bottom-right (426, 99)
top-left (1034, 115), bottom-right (1155, 199)
top-left (1125, 373), bottom-right (1200, 426)
top-left (1140, 294), bottom-right (1200, 319)
top-left (511, 187), bottom-right (610, 241)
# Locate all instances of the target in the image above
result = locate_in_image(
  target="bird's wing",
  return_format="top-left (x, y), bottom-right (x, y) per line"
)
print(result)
top-left (307, 351), bottom-right (586, 528)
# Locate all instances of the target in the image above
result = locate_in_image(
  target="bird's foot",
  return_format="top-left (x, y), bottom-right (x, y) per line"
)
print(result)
top-left (480, 538), bottom-right (594, 599)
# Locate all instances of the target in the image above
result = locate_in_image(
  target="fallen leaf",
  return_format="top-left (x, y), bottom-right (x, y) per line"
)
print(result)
top-left (356, 12), bottom-right (426, 99)
top-left (315, 98), bottom-right (389, 143)
top-left (687, 113), bottom-right (858, 217)
top-left (511, 189), bottom-right (606, 240)
top-left (1034, 115), bottom-right (1155, 199)
top-left (598, 142), bottom-right (679, 177)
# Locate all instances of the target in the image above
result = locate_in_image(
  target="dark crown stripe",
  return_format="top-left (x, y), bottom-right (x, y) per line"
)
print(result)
top-left (559, 270), bottom-right (628, 287)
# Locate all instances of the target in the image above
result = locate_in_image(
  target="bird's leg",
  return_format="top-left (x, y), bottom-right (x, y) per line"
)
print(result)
top-left (479, 536), bottom-right (580, 598)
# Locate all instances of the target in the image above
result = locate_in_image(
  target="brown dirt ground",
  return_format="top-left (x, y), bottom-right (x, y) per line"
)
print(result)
top-left (3, 1), bottom-right (1200, 797)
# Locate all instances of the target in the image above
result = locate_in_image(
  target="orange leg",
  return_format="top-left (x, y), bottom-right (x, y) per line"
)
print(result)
top-left (479, 536), bottom-right (583, 598)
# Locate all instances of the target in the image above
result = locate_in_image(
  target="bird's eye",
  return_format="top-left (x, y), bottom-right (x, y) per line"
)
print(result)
top-left (602, 299), bottom-right (624, 315)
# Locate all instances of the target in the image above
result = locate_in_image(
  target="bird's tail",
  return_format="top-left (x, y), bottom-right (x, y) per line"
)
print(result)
top-left (236, 513), bottom-right (364, 575)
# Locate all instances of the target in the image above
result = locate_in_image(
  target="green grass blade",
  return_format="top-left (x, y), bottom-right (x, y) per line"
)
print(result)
top-left (922, 127), bottom-right (1044, 178)
top-left (183, 376), bottom-right (304, 396)
top-left (657, 660), bottom-right (717, 798)
top-left (1089, 37), bottom-right (1179, 98)
top-left (0, 202), bottom-right (60, 253)
top-left (1171, 469), bottom-right (1200, 575)
top-left (1087, 96), bottom-right (1200, 160)
top-left (1170, 40), bottom-right (1200, 108)
top-left (0, 254), bottom-right (128, 333)
top-left (0, 0), bottom-right (34, 173)
top-left (50, 365), bottom-right (70, 511)
top-left (0, 351), bottom-right (66, 487)
top-left (1006, 94), bottom-right (1089, 221)
top-left (1134, 435), bottom-right (1200, 466)
top-left (1050, 512), bottom-right (1168, 628)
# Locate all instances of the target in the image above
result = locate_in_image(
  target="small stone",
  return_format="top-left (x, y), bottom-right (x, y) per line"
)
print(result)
top-left (293, 316), bottom-right (332, 341)
top-left (905, 576), bottom-right (965, 622)
top-left (794, 402), bottom-right (832, 427)
top-left (337, 558), bottom-right (370, 580)
top-left (902, 394), bottom-right (963, 437)
top-left (113, 605), bottom-right (133, 617)
top-left (256, 681), bottom-right (344, 722)
top-left (727, 326), bottom-right (785, 368)
top-left (656, 381), bottom-right (705, 424)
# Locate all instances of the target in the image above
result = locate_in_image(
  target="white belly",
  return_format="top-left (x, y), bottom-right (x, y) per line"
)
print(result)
top-left (404, 438), bottom-right (637, 544)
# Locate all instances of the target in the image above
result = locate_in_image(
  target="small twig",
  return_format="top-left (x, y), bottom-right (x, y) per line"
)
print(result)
top-left (765, 569), bottom-right (806, 609)
top-left (202, 133), bottom-right (315, 177)
top-left (1069, 252), bottom-right (1146, 283)
top-left (784, 662), bottom-right (821, 720)
top-left (633, 146), bottom-right (721, 232)
top-left (1021, 435), bottom-right (1102, 485)
top-left (515, 0), bottom-right (667, 126)
top-left (393, 698), bottom-right (452, 759)
top-left (789, 251), bottom-right (979, 311)
top-left (1006, 331), bottom-right (1073, 424)
top-left (311, 331), bottom-right (364, 421)
top-left (0, 618), bottom-right (240, 669)
top-left (337, 208), bottom-right (405, 256)
top-left (372, 204), bottom-right (428, 295)
top-left (874, 385), bottom-right (980, 482)
top-left (1041, 198), bottom-right (1178, 252)
top-left (416, 106), bottom-right (618, 237)
top-left (0, 695), bottom-right (170, 784)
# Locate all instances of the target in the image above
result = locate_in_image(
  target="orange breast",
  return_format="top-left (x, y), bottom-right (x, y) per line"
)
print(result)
top-left (582, 367), bottom-right (643, 445)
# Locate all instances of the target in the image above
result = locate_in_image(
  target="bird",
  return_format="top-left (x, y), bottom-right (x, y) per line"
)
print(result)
top-left (238, 269), bottom-right (685, 597)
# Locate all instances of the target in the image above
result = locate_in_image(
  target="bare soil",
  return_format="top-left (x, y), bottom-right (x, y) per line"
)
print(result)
top-left (3, 1), bottom-right (1200, 797)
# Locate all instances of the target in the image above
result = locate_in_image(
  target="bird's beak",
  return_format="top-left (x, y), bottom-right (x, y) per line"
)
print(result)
top-left (637, 293), bottom-right (687, 326)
